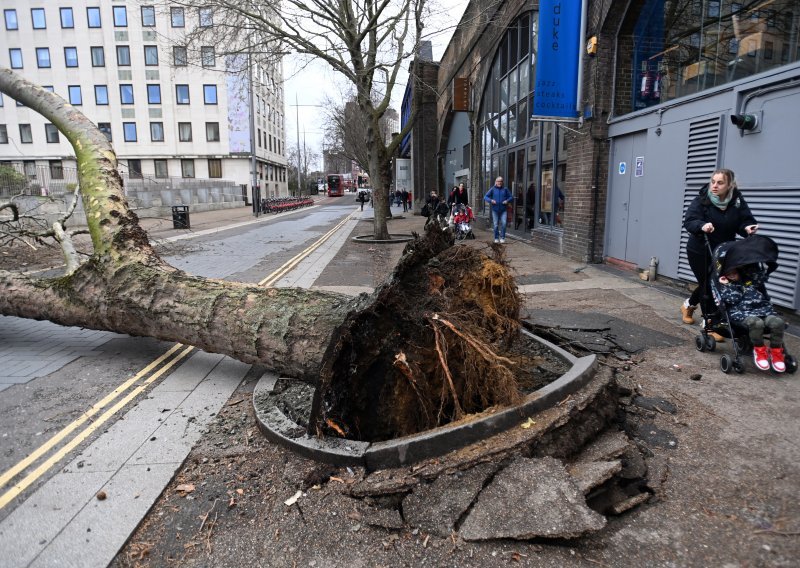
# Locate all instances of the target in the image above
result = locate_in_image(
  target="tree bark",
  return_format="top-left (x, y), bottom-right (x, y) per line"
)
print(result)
top-left (0, 67), bottom-right (359, 382)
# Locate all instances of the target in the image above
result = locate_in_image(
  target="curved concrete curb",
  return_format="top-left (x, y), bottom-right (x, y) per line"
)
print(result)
top-left (351, 234), bottom-right (415, 244)
top-left (253, 329), bottom-right (597, 469)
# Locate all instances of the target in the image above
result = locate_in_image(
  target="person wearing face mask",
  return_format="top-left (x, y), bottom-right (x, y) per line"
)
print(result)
top-left (682, 168), bottom-right (758, 340)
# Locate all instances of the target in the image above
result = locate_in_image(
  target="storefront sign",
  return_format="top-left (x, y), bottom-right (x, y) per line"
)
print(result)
top-left (532, 0), bottom-right (582, 120)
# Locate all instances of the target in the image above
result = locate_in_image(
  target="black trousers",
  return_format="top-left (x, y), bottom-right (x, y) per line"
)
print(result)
top-left (686, 246), bottom-right (713, 317)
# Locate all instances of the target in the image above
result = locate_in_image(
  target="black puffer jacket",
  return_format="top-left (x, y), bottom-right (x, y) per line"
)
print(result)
top-left (684, 185), bottom-right (757, 254)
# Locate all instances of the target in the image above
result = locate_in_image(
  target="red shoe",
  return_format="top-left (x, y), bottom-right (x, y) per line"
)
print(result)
top-left (770, 347), bottom-right (786, 373)
top-left (753, 346), bottom-right (770, 371)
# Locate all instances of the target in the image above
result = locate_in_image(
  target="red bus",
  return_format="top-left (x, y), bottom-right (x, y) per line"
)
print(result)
top-left (327, 174), bottom-right (344, 197)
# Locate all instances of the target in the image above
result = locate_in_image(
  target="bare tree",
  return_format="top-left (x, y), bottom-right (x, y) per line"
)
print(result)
top-left (164, 0), bottom-right (427, 239)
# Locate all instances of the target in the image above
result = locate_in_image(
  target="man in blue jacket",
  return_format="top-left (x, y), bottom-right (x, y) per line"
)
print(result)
top-left (484, 177), bottom-right (514, 243)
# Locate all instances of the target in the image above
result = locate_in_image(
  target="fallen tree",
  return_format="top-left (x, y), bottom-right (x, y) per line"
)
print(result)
top-left (0, 68), bottom-right (533, 438)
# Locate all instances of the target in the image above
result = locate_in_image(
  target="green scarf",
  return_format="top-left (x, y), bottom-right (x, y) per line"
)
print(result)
top-left (708, 187), bottom-right (733, 210)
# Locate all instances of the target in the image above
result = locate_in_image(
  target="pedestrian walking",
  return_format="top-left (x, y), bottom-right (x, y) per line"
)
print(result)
top-left (401, 189), bottom-right (409, 212)
top-left (483, 177), bottom-right (514, 244)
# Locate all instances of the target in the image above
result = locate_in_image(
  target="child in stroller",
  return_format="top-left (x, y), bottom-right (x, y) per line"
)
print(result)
top-left (698, 234), bottom-right (797, 374)
top-left (451, 203), bottom-right (475, 240)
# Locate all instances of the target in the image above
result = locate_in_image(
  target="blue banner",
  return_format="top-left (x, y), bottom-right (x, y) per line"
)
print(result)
top-left (532, 0), bottom-right (582, 120)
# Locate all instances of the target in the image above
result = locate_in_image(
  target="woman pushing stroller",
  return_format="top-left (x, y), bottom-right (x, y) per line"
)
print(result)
top-left (717, 263), bottom-right (786, 372)
top-left (682, 169), bottom-right (759, 340)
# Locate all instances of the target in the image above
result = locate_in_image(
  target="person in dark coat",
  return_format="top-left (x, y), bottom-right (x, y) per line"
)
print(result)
top-left (682, 168), bottom-right (758, 339)
top-left (448, 183), bottom-right (469, 207)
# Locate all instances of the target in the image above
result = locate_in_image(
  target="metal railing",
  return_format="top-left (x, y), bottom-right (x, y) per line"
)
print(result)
top-left (0, 163), bottom-right (79, 198)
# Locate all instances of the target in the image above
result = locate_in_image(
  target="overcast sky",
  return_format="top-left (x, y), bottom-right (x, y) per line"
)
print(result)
top-left (283, 0), bottom-right (469, 168)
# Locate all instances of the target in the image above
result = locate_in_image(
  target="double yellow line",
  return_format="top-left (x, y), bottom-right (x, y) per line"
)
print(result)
top-left (0, 343), bottom-right (194, 509)
top-left (0, 207), bottom-right (358, 511)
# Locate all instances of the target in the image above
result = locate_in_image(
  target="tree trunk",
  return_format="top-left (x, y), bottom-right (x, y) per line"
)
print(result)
top-left (0, 67), bottom-right (358, 382)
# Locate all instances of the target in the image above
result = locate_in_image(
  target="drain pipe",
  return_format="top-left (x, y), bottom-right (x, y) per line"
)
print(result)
top-left (589, 138), bottom-right (602, 263)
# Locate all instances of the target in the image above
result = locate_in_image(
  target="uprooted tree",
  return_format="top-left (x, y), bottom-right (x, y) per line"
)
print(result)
top-left (0, 68), bottom-right (540, 440)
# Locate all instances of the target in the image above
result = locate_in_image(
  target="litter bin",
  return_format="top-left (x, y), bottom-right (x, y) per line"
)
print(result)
top-left (172, 205), bottom-right (190, 229)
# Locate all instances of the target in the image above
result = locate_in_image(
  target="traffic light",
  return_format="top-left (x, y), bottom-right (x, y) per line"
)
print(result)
top-left (730, 113), bottom-right (758, 131)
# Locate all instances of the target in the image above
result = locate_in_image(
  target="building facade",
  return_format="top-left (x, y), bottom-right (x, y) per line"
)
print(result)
top-left (0, 1), bottom-right (288, 204)
top-left (436, 0), bottom-right (800, 313)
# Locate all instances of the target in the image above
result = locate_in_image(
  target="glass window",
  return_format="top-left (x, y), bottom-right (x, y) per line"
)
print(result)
top-left (203, 85), bottom-right (217, 104)
top-left (87, 7), bottom-right (101, 28)
top-left (201, 46), bottom-right (215, 67)
top-left (60, 8), bottom-right (74, 28)
top-left (154, 159), bottom-right (168, 178)
top-left (171, 7), bottom-right (185, 27)
top-left (173, 46), bottom-right (187, 66)
top-left (206, 122), bottom-right (220, 141)
top-left (45, 123), bottom-right (60, 143)
top-left (147, 84), bottom-right (161, 104)
top-left (50, 160), bottom-right (64, 179)
top-left (208, 159), bottom-right (222, 178)
top-left (128, 159), bottom-right (143, 179)
top-left (178, 122), bottom-right (192, 141)
top-left (123, 122), bottom-right (137, 142)
top-left (144, 45), bottom-right (158, 66)
top-left (43, 85), bottom-right (54, 93)
top-left (64, 47), bottom-right (78, 67)
top-left (113, 6), bottom-right (127, 27)
top-left (91, 46), bottom-right (105, 67)
top-left (68, 85), bottom-right (82, 105)
top-left (181, 159), bottom-right (195, 178)
top-left (4, 9), bottom-right (18, 30)
top-left (0, 124), bottom-right (7, 144)
top-left (9, 48), bottom-right (22, 69)
top-left (117, 46), bottom-right (131, 66)
top-left (150, 122), bottom-right (164, 141)
top-left (98, 122), bottom-right (112, 141)
top-left (141, 6), bottom-right (156, 27)
top-left (19, 124), bottom-right (33, 143)
top-left (31, 8), bottom-right (46, 29)
top-left (199, 7), bottom-right (213, 27)
top-left (36, 48), bottom-right (51, 68)
top-left (176, 84), bottom-right (190, 104)
top-left (120, 84), bottom-right (134, 104)
top-left (95, 85), bottom-right (109, 105)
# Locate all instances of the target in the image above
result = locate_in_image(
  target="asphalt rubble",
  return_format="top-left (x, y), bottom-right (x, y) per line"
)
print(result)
top-left (111, 200), bottom-right (799, 567)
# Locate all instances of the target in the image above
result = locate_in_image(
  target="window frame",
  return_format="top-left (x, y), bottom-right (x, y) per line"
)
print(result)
top-left (119, 84), bottom-right (134, 105)
top-left (50, 160), bottom-right (64, 180)
top-left (0, 124), bottom-right (8, 144)
top-left (123, 122), bottom-right (137, 142)
top-left (116, 46), bottom-right (131, 66)
top-left (4, 9), bottom-right (18, 30)
top-left (178, 122), bottom-right (193, 142)
top-left (176, 84), bottom-right (190, 105)
top-left (141, 6), bottom-right (156, 27)
top-left (199, 7), bottom-right (213, 27)
top-left (201, 46), bottom-right (215, 68)
top-left (208, 159), bottom-right (222, 179)
top-left (45, 123), bottom-right (60, 143)
top-left (181, 159), bottom-right (195, 178)
top-left (36, 47), bottom-right (51, 68)
top-left (64, 47), bottom-right (79, 68)
top-left (95, 85), bottom-right (109, 105)
top-left (68, 85), bottom-right (82, 105)
top-left (154, 159), bottom-right (168, 178)
top-left (91, 46), bottom-right (105, 67)
top-left (87, 7), bottom-right (101, 28)
top-left (128, 159), bottom-right (143, 179)
top-left (203, 84), bottom-right (218, 105)
top-left (113, 6), bottom-right (128, 27)
top-left (60, 7), bottom-right (74, 29)
top-left (19, 124), bottom-right (33, 144)
top-left (9, 48), bottom-right (23, 69)
top-left (173, 46), bottom-right (188, 66)
top-left (171, 7), bottom-right (185, 27)
top-left (31, 8), bottom-right (46, 30)
top-left (147, 84), bottom-right (162, 104)
top-left (150, 122), bottom-right (165, 142)
top-left (144, 45), bottom-right (159, 66)
top-left (206, 122), bottom-right (220, 142)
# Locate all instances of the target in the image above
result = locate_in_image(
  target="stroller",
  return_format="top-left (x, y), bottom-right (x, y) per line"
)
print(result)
top-left (451, 204), bottom-right (475, 241)
top-left (697, 234), bottom-right (797, 374)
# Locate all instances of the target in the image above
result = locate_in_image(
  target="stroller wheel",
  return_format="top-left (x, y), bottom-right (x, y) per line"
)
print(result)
top-left (695, 335), bottom-right (707, 352)
top-left (720, 354), bottom-right (732, 374)
top-left (732, 357), bottom-right (746, 374)
top-left (705, 335), bottom-right (717, 352)
top-left (785, 354), bottom-right (798, 374)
